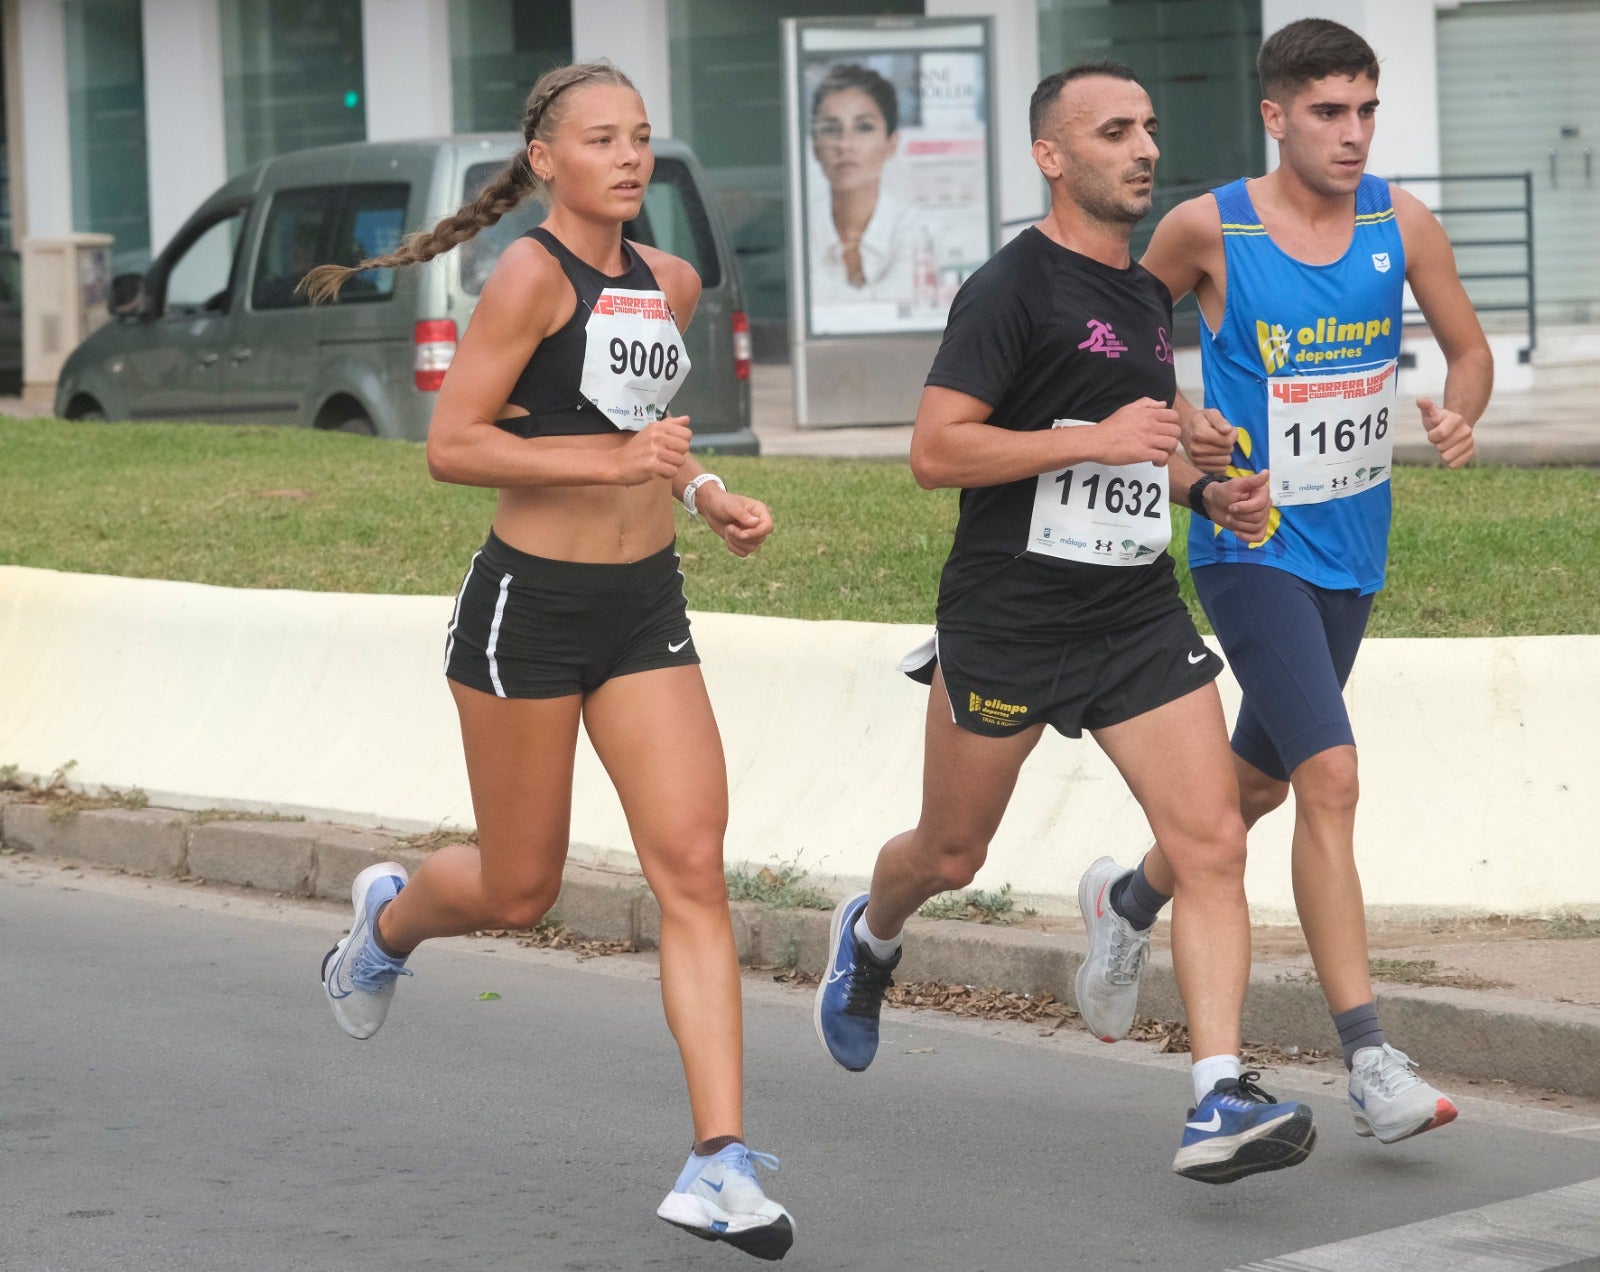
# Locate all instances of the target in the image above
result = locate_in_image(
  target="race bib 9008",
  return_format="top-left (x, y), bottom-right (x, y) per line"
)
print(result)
top-left (1027, 419), bottom-right (1171, 567)
top-left (579, 288), bottom-right (691, 431)
top-left (1267, 359), bottom-right (1397, 506)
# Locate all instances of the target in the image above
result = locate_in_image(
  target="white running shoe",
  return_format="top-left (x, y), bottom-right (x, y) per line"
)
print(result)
top-left (657, 1143), bottom-right (795, 1261)
top-left (320, 861), bottom-right (411, 1040)
top-left (1349, 1043), bottom-right (1458, 1143)
top-left (1074, 856), bottom-right (1150, 1042)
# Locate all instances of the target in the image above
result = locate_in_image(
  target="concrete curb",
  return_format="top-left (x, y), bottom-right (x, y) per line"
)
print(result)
top-left (6, 794), bottom-right (1598, 1099)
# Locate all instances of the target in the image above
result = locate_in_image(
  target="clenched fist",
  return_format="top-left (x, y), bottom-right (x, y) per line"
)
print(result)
top-left (1418, 397), bottom-right (1474, 469)
top-left (614, 415), bottom-right (693, 485)
top-left (1097, 398), bottom-right (1182, 467)
top-left (1184, 407), bottom-right (1237, 474)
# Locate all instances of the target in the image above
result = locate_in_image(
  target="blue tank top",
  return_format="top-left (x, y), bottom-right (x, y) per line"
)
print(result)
top-left (1190, 175), bottom-right (1405, 594)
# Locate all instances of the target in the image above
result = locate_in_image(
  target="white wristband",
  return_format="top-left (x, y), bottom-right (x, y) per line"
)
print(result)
top-left (682, 472), bottom-right (724, 518)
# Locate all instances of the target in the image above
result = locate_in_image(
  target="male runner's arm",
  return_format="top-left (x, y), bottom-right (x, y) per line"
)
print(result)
top-left (908, 387), bottom-right (1180, 490)
top-left (1166, 450), bottom-right (1271, 543)
top-left (1142, 197), bottom-right (1237, 473)
top-left (1394, 188), bottom-right (1493, 469)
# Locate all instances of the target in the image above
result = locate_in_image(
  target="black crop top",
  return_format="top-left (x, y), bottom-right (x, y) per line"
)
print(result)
top-left (494, 227), bottom-right (681, 438)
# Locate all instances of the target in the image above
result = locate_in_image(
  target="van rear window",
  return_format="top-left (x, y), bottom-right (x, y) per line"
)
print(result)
top-left (456, 157), bottom-right (720, 295)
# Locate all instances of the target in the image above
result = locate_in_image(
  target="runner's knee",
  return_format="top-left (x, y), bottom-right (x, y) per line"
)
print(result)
top-left (1291, 749), bottom-right (1359, 819)
top-left (911, 830), bottom-right (988, 894)
top-left (485, 874), bottom-right (563, 931)
top-left (1160, 812), bottom-right (1247, 886)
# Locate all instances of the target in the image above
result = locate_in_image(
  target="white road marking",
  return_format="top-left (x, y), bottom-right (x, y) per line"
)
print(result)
top-left (1230, 1177), bottom-right (1600, 1271)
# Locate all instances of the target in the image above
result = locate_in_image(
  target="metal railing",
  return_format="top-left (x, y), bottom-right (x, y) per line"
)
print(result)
top-left (1388, 172), bottom-right (1536, 362)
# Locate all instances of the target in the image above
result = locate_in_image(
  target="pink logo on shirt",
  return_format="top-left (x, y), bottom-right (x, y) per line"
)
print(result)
top-left (1155, 327), bottom-right (1175, 365)
top-left (1078, 319), bottom-right (1129, 358)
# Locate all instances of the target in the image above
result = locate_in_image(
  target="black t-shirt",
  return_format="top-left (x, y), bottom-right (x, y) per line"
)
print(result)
top-left (925, 227), bottom-right (1186, 640)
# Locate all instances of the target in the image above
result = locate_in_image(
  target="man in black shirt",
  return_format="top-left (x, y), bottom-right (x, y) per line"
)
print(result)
top-left (814, 62), bottom-right (1316, 1185)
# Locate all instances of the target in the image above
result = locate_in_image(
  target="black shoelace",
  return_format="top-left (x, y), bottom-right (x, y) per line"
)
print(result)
top-left (1227, 1071), bottom-right (1279, 1105)
top-left (843, 945), bottom-right (898, 1019)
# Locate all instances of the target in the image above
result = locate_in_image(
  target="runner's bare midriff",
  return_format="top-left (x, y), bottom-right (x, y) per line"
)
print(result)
top-left (490, 431), bottom-right (678, 564)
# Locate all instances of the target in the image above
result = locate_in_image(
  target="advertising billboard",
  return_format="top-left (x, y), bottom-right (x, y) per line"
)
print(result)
top-left (786, 18), bottom-right (996, 341)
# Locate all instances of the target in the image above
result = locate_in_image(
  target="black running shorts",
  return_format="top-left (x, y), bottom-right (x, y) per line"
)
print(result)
top-left (444, 531), bottom-right (698, 699)
top-left (904, 607), bottom-right (1223, 738)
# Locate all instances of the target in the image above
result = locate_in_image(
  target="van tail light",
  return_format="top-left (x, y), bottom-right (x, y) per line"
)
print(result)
top-left (731, 310), bottom-right (751, 382)
top-left (413, 319), bottom-right (458, 391)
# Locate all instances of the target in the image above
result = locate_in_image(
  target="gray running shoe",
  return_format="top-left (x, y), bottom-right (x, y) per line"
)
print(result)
top-left (1349, 1044), bottom-right (1459, 1143)
top-left (1074, 856), bottom-right (1149, 1042)
top-left (320, 861), bottom-right (411, 1040)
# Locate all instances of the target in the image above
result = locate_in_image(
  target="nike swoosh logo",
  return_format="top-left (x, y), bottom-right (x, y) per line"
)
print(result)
top-left (668, 637), bottom-right (691, 653)
top-left (1095, 879), bottom-right (1109, 919)
top-left (826, 962), bottom-right (852, 985)
top-left (1186, 1111), bottom-right (1223, 1132)
top-left (1187, 651), bottom-right (1206, 665)
top-left (704, 1178), bottom-right (725, 1193)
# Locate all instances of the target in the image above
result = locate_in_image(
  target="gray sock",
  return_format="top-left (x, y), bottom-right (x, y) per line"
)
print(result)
top-left (1109, 860), bottom-right (1170, 932)
top-left (1333, 1001), bottom-right (1386, 1069)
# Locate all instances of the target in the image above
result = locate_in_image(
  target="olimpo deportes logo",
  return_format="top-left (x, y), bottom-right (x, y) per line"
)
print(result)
top-left (1256, 313), bottom-right (1393, 372)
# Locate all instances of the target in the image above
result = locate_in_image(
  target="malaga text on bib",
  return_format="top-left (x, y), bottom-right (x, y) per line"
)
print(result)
top-left (1267, 359), bottom-right (1397, 507)
top-left (579, 288), bottom-right (691, 431)
top-left (1027, 419), bottom-right (1171, 567)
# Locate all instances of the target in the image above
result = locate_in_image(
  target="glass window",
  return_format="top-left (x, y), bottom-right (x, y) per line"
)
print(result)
top-left (639, 159), bottom-right (718, 286)
top-left (450, 1), bottom-right (573, 134)
top-left (251, 188), bottom-right (338, 310)
top-left (665, 0), bottom-right (924, 335)
top-left (454, 159), bottom-right (716, 296)
top-left (165, 211), bottom-right (245, 316)
top-left (1038, 0), bottom-right (1263, 200)
top-left (64, 0), bottom-right (151, 274)
top-left (220, 0), bottom-right (366, 174)
top-left (328, 183), bottom-right (409, 302)
top-left (456, 160), bottom-right (539, 296)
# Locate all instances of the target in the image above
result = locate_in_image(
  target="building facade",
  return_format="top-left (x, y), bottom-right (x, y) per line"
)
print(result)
top-left (3, 0), bottom-right (1593, 349)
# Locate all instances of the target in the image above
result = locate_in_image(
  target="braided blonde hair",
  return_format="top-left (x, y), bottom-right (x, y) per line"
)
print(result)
top-left (301, 61), bottom-right (637, 303)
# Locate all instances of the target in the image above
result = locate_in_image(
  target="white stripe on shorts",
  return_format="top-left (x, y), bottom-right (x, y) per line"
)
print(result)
top-left (442, 550), bottom-right (482, 674)
top-left (485, 572), bottom-right (513, 698)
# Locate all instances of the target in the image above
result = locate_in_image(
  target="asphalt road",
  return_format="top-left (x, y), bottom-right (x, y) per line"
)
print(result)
top-left (4, 858), bottom-right (1599, 1272)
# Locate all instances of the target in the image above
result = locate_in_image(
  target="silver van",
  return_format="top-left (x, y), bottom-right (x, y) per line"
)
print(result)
top-left (54, 135), bottom-right (757, 453)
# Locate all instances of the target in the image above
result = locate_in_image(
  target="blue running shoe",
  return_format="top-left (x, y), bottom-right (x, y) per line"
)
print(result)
top-left (320, 861), bottom-right (412, 1040)
top-left (1172, 1071), bottom-right (1316, 1184)
top-left (657, 1143), bottom-right (795, 1261)
top-left (813, 891), bottom-right (899, 1072)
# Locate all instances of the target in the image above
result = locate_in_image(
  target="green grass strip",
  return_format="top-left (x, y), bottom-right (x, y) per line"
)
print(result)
top-left (2, 417), bottom-right (1595, 636)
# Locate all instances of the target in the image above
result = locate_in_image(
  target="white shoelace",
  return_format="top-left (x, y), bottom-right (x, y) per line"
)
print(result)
top-left (1105, 922), bottom-right (1150, 985)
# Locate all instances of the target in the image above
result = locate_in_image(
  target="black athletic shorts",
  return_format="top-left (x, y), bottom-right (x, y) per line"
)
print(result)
top-left (443, 531), bottom-right (697, 699)
top-left (902, 607), bottom-right (1223, 739)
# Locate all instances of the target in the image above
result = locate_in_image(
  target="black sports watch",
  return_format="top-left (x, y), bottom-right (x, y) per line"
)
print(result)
top-left (1187, 473), bottom-right (1228, 520)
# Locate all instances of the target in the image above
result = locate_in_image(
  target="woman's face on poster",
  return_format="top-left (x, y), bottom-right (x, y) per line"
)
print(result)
top-left (811, 87), bottom-right (899, 194)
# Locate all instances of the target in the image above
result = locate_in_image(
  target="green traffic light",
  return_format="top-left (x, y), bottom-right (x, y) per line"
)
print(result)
top-left (344, 89), bottom-right (360, 109)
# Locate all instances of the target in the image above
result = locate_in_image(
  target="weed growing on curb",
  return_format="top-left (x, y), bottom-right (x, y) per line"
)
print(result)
top-left (725, 859), bottom-right (832, 910)
top-left (1542, 911), bottom-right (1600, 940)
top-left (1369, 957), bottom-right (1507, 990)
top-left (3, 761), bottom-right (151, 820)
top-left (918, 883), bottom-right (1033, 924)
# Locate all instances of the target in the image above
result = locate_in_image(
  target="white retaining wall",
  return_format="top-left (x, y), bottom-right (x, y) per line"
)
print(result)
top-left (0, 565), bottom-right (1593, 922)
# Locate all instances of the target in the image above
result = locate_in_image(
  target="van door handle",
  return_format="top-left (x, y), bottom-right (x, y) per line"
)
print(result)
top-left (231, 348), bottom-right (253, 362)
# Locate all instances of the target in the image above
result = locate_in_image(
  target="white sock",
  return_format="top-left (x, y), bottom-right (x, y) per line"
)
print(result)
top-left (853, 912), bottom-right (902, 962)
top-left (1191, 1053), bottom-right (1242, 1106)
